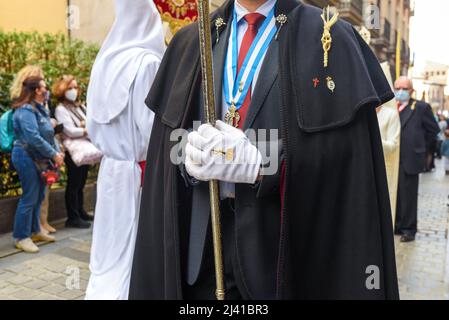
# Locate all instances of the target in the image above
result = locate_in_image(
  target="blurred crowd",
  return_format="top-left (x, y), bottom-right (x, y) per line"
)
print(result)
top-left (1, 65), bottom-right (97, 253)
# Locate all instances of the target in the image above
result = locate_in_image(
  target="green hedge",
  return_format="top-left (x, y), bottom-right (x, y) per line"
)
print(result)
top-left (0, 30), bottom-right (99, 107)
top-left (0, 30), bottom-right (99, 197)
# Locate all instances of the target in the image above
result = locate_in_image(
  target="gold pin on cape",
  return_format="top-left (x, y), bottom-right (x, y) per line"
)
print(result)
top-left (326, 76), bottom-right (336, 93)
top-left (321, 6), bottom-right (339, 68)
top-left (275, 14), bottom-right (288, 40)
top-left (215, 17), bottom-right (226, 43)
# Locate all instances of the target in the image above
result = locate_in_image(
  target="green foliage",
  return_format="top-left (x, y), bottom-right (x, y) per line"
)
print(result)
top-left (0, 30), bottom-right (99, 107)
top-left (0, 153), bottom-right (20, 197)
top-left (0, 30), bottom-right (99, 198)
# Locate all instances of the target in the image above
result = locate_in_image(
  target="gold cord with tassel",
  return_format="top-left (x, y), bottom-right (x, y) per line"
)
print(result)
top-left (321, 6), bottom-right (339, 68)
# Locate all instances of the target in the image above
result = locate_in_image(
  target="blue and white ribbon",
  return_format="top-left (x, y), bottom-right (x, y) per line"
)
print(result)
top-left (223, 8), bottom-right (277, 111)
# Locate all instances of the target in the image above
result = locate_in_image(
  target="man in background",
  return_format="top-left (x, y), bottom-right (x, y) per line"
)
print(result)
top-left (394, 76), bottom-right (439, 242)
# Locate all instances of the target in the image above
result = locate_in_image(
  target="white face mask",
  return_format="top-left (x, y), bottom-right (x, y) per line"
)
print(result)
top-left (65, 89), bottom-right (78, 102)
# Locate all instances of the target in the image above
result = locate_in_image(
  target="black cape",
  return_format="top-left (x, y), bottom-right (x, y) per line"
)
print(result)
top-left (129, 0), bottom-right (399, 299)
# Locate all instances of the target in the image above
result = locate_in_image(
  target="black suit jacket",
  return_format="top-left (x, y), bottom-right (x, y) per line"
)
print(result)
top-left (399, 99), bottom-right (439, 175)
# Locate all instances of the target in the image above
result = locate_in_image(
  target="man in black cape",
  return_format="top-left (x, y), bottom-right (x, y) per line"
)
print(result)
top-left (129, 0), bottom-right (399, 300)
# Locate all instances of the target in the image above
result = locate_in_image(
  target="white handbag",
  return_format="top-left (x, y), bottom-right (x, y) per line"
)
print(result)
top-left (63, 137), bottom-right (103, 166)
top-left (62, 105), bottom-right (103, 166)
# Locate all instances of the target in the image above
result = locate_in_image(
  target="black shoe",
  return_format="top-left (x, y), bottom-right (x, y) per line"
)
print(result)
top-left (65, 219), bottom-right (91, 229)
top-left (79, 212), bottom-right (94, 221)
top-left (400, 234), bottom-right (415, 243)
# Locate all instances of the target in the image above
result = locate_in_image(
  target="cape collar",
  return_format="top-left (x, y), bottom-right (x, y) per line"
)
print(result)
top-left (213, 0), bottom-right (302, 41)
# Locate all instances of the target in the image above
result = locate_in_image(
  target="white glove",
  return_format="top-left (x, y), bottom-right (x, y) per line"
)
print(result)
top-left (185, 120), bottom-right (262, 184)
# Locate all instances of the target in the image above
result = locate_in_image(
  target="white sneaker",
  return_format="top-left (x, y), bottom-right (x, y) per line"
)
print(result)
top-left (31, 232), bottom-right (56, 243)
top-left (15, 238), bottom-right (39, 253)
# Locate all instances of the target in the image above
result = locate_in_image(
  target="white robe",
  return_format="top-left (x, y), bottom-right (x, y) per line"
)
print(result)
top-left (85, 56), bottom-right (159, 299)
top-left (84, 0), bottom-right (164, 300)
top-left (377, 106), bottom-right (401, 224)
top-left (377, 62), bottom-right (401, 225)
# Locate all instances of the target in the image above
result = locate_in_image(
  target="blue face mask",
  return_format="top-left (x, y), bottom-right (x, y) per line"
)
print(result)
top-left (395, 89), bottom-right (410, 103)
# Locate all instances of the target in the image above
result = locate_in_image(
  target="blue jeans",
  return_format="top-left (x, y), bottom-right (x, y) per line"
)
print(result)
top-left (11, 146), bottom-right (45, 240)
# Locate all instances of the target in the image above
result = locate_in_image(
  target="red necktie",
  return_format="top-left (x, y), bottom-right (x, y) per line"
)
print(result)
top-left (235, 13), bottom-right (265, 129)
top-left (397, 102), bottom-right (407, 113)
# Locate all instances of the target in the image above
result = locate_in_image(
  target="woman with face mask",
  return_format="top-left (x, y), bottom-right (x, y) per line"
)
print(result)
top-left (10, 65), bottom-right (57, 235)
top-left (54, 75), bottom-right (93, 229)
top-left (11, 77), bottom-right (64, 253)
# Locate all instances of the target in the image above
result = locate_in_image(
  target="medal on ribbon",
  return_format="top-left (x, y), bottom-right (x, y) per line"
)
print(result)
top-left (223, 8), bottom-right (277, 127)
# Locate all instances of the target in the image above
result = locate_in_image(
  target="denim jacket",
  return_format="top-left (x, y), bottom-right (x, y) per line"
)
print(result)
top-left (13, 102), bottom-right (58, 160)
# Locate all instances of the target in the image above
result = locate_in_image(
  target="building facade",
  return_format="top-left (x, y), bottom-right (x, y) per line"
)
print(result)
top-left (303, 0), bottom-right (412, 80)
top-left (68, 0), bottom-right (115, 44)
top-left (413, 61), bottom-right (449, 113)
top-left (0, 0), bottom-right (68, 35)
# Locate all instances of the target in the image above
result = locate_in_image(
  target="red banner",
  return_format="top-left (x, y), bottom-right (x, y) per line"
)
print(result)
top-left (154, 0), bottom-right (198, 39)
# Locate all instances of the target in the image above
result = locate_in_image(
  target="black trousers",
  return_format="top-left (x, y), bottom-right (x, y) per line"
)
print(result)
top-left (65, 152), bottom-right (90, 221)
top-left (395, 166), bottom-right (419, 236)
top-left (183, 199), bottom-right (248, 300)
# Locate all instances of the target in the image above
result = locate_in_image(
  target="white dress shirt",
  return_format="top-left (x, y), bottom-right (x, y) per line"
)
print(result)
top-left (221, 0), bottom-right (277, 118)
top-left (220, 0), bottom-right (277, 199)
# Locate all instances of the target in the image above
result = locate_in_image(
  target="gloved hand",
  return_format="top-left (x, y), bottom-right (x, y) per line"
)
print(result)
top-left (185, 120), bottom-right (262, 184)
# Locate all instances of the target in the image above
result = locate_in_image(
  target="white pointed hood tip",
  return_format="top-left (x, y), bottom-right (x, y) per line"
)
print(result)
top-left (87, 0), bottom-right (165, 124)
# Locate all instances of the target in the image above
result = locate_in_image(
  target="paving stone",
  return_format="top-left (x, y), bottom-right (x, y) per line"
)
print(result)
top-left (0, 280), bottom-right (9, 289)
top-left (37, 271), bottom-right (62, 282)
top-left (44, 262), bottom-right (69, 273)
top-left (80, 279), bottom-right (88, 291)
top-left (53, 276), bottom-right (68, 287)
top-left (0, 285), bottom-right (22, 295)
top-left (0, 271), bottom-right (16, 281)
top-left (11, 289), bottom-right (40, 299)
top-left (57, 289), bottom-right (85, 300)
top-left (7, 275), bottom-right (33, 285)
top-left (22, 279), bottom-right (48, 290)
top-left (41, 284), bottom-right (67, 295)
top-left (4, 264), bottom-right (29, 274)
top-left (31, 293), bottom-right (63, 300)
top-left (21, 267), bottom-right (47, 278)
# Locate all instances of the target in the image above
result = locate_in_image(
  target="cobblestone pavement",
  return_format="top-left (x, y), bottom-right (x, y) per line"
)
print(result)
top-left (395, 159), bottom-right (449, 300)
top-left (0, 161), bottom-right (448, 300)
top-left (0, 228), bottom-right (92, 300)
